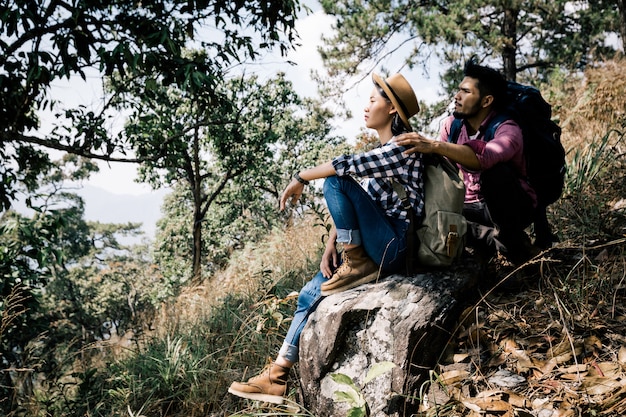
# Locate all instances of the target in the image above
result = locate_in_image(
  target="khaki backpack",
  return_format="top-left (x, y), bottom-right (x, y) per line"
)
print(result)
top-left (394, 154), bottom-right (467, 269)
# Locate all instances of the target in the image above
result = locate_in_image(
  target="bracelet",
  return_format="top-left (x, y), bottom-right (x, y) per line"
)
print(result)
top-left (294, 172), bottom-right (309, 185)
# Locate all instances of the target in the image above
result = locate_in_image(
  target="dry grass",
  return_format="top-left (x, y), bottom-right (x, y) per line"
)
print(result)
top-left (153, 213), bottom-right (327, 338)
top-left (554, 56), bottom-right (626, 156)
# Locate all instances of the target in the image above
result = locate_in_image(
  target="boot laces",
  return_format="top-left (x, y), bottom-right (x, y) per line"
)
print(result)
top-left (335, 251), bottom-right (352, 274)
top-left (249, 359), bottom-right (287, 385)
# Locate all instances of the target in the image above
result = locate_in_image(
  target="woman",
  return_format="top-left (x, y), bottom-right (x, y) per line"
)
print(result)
top-left (228, 72), bottom-right (425, 404)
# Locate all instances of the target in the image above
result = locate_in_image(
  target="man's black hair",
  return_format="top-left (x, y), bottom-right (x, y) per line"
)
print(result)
top-left (463, 58), bottom-right (507, 110)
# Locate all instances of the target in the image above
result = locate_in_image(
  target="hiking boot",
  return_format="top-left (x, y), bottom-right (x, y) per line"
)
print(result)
top-left (228, 361), bottom-right (289, 404)
top-left (321, 246), bottom-right (379, 296)
top-left (502, 234), bottom-right (542, 266)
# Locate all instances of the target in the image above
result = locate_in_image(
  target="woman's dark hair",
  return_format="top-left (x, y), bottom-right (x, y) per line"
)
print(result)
top-left (463, 57), bottom-right (507, 110)
top-left (375, 84), bottom-right (412, 135)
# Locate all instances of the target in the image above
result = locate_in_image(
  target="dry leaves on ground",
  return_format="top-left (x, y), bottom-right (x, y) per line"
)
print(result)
top-left (421, 240), bottom-right (626, 417)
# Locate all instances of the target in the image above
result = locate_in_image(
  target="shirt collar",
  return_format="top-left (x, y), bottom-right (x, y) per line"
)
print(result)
top-left (462, 110), bottom-right (498, 137)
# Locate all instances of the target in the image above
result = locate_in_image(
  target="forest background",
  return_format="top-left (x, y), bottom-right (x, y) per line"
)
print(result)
top-left (1, 0), bottom-right (625, 416)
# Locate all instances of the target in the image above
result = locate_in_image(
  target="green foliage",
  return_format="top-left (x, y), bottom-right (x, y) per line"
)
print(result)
top-left (69, 257), bottom-right (319, 416)
top-left (153, 186), bottom-right (195, 288)
top-left (565, 129), bottom-right (625, 196)
top-left (0, 170), bottom-right (168, 415)
top-left (330, 362), bottom-right (396, 417)
top-left (2, 3), bottom-right (623, 415)
top-left (317, 0), bottom-right (622, 96)
top-left (140, 73), bottom-right (341, 280)
top-left (105, 336), bottom-right (205, 416)
top-left (553, 128), bottom-right (626, 243)
top-left (0, 0), bottom-right (302, 211)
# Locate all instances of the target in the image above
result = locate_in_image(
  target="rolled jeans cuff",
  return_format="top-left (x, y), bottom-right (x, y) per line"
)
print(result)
top-left (279, 342), bottom-right (299, 363)
top-left (336, 228), bottom-right (361, 246)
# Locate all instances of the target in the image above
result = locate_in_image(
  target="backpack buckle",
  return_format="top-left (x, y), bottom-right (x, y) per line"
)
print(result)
top-left (446, 224), bottom-right (459, 257)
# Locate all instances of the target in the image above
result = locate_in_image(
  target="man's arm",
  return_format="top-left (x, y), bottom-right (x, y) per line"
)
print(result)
top-left (393, 132), bottom-right (481, 170)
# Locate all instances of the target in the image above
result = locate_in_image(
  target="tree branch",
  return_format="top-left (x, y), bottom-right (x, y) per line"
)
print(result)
top-left (4, 132), bottom-right (143, 163)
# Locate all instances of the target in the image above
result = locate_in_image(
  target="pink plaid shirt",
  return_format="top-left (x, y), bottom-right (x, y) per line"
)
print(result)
top-left (439, 112), bottom-right (537, 207)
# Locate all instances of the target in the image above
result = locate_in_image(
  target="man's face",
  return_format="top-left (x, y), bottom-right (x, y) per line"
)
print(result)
top-left (452, 76), bottom-right (483, 119)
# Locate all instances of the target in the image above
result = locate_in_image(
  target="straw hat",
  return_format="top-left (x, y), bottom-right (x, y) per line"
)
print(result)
top-left (372, 73), bottom-right (420, 128)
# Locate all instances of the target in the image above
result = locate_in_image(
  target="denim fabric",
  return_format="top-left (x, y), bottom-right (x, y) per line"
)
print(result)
top-left (278, 271), bottom-right (326, 363)
top-left (323, 175), bottom-right (408, 269)
top-left (278, 175), bottom-right (409, 363)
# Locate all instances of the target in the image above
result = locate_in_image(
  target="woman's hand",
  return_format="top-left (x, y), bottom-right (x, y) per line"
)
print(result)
top-left (320, 231), bottom-right (339, 278)
top-left (279, 178), bottom-right (305, 211)
top-left (393, 132), bottom-right (437, 155)
top-left (279, 162), bottom-right (336, 211)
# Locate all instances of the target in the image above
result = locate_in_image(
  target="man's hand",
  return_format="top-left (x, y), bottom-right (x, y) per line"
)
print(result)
top-left (393, 132), bottom-right (438, 155)
top-left (394, 132), bottom-right (481, 170)
top-left (279, 178), bottom-right (305, 211)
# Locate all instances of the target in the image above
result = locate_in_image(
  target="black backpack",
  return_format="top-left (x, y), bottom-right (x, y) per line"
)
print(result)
top-left (449, 81), bottom-right (566, 248)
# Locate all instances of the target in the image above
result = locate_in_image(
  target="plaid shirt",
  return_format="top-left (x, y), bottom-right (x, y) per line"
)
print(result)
top-left (332, 142), bottom-right (425, 222)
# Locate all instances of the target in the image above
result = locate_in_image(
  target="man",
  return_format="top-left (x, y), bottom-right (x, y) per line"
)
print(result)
top-left (395, 59), bottom-right (537, 265)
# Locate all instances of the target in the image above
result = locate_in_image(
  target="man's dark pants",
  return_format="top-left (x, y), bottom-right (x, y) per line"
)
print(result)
top-left (462, 163), bottom-right (535, 265)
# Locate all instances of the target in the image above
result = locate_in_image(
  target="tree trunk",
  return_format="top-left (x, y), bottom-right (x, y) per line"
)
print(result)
top-left (192, 213), bottom-right (202, 282)
top-left (191, 123), bottom-right (203, 282)
top-left (619, 0), bottom-right (626, 52)
top-left (502, 7), bottom-right (519, 82)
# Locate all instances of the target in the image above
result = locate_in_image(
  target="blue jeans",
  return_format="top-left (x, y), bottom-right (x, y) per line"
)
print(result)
top-left (278, 175), bottom-right (408, 362)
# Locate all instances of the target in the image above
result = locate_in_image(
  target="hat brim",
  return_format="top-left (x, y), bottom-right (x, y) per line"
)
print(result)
top-left (372, 73), bottom-right (411, 129)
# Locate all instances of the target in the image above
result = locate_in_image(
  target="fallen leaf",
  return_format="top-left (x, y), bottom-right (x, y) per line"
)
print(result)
top-left (504, 390), bottom-right (530, 408)
top-left (453, 353), bottom-right (470, 363)
top-left (500, 337), bottom-right (519, 352)
top-left (462, 397), bottom-right (513, 413)
top-left (510, 349), bottom-right (534, 372)
top-left (595, 248), bottom-right (609, 262)
top-left (579, 375), bottom-right (622, 395)
top-left (588, 361), bottom-right (622, 377)
top-left (538, 357), bottom-right (559, 375)
top-left (584, 335), bottom-right (602, 352)
top-left (440, 369), bottom-right (471, 385)
top-left (488, 369), bottom-right (527, 388)
top-left (618, 346), bottom-right (626, 365)
top-left (559, 363), bottom-right (588, 374)
top-left (560, 372), bottom-right (587, 381)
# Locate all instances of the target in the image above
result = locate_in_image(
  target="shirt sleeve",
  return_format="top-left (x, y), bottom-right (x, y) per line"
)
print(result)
top-left (474, 120), bottom-right (524, 170)
top-left (439, 116), bottom-right (454, 142)
top-left (332, 142), bottom-right (409, 178)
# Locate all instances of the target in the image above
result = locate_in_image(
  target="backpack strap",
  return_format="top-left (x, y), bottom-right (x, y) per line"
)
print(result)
top-left (482, 113), bottom-right (510, 142)
top-left (448, 118), bottom-right (463, 144)
top-left (391, 180), bottom-right (411, 210)
top-left (449, 113), bottom-right (511, 144)
top-left (391, 179), bottom-right (417, 273)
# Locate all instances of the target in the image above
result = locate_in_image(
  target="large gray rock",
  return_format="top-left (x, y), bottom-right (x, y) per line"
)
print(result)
top-left (298, 267), bottom-right (478, 417)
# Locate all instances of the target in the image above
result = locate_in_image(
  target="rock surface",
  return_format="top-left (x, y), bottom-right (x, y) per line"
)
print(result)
top-left (298, 266), bottom-right (478, 417)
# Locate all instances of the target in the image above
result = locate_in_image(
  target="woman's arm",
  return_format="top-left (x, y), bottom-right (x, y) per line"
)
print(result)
top-left (297, 161), bottom-right (336, 183)
top-left (279, 161), bottom-right (335, 211)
